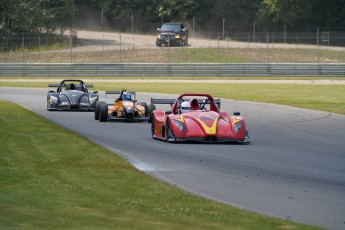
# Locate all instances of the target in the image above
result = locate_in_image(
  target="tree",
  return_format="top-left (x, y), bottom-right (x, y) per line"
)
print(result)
top-left (0, 0), bottom-right (73, 34)
top-left (257, 0), bottom-right (313, 31)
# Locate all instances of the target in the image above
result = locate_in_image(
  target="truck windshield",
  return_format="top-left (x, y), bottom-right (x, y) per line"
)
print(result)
top-left (161, 24), bottom-right (180, 31)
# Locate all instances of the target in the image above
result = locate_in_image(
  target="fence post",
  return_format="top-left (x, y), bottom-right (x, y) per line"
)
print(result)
top-left (192, 16), bottom-right (195, 38)
top-left (317, 28), bottom-right (320, 63)
top-left (119, 33), bottom-right (122, 63)
top-left (102, 7), bottom-right (104, 51)
top-left (222, 18), bottom-right (225, 40)
top-left (22, 33), bottom-right (24, 63)
top-left (266, 32), bottom-right (269, 63)
top-left (253, 21), bottom-right (256, 42)
top-left (217, 36), bottom-right (220, 63)
top-left (70, 31), bottom-right (73, 63)
top-left (132, 11), bottom-right (135, 49)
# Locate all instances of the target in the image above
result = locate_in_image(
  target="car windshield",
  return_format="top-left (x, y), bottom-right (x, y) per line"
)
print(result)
top-left (161, 24), bottom-right (180, 31)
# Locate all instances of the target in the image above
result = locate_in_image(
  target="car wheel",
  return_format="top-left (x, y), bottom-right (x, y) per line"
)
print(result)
top-left (151, 114), bottom-right (156, 139)
top-left (99, 103), bottom-right (108, 122)
top-left (165, 119), bottom-right (175, 142)
top-left (46, 98), bottom-right (51, 111)
top-left (94, 101), bottom-right (102, 120)
top-left (147, 104), bottom-right (156, 123)
top-left (137, 102), bottom-right (149, 117)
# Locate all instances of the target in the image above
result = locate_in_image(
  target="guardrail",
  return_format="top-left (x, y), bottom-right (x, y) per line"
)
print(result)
top-left (0, 63), bottom-right (344, 76)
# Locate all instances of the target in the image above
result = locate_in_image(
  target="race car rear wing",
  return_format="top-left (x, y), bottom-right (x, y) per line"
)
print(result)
top-left (150, 98), bottom-right (221, 108)
top-left (150, 98), bottom-right (175, 106)
top-left (106, 91), bottom-right (136, 95)
top-left (106, 91), bottom-right (137, 101)
top-left (48, 83), bottom-right (94, 88)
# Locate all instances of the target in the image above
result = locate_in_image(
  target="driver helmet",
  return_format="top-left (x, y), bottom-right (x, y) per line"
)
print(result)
top-left (122, 92), bottom-right (131, 100)
top-left (70, 83), bottom-right (76, 90)
top-left (181, 101), bottom-right (191, 113)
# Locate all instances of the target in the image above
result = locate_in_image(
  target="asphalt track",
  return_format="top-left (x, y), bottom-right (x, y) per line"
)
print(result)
top-left (1, 87), bottom-right (345, 230)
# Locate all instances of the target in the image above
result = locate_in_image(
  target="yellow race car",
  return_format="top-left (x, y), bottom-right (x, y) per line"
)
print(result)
top-left (94, 89), bottom-right (151, 122)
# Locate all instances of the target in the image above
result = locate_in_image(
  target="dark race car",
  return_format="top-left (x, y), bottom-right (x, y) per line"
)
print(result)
top-left (156, 23), bottom-right (188, 47)
top-left (149, 93), bottom-right (249, 143)
top-left (46, 79), bottom-right (99, 111)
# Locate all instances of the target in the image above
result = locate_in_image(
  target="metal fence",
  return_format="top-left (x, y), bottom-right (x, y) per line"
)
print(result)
top-left (1, 32), bottom-right (345, 64)
top-left (1, 12), bottom-right (345, 64)
top-left (1, 63), bottom-right (344, 76)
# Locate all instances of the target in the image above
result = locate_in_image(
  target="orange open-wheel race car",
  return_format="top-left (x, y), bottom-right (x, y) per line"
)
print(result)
top-left (94, 89), bottom-right (152, 122)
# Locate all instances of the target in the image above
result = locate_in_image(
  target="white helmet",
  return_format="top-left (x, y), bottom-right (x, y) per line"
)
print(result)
top-left (180, 101), bottom-right (191, 113)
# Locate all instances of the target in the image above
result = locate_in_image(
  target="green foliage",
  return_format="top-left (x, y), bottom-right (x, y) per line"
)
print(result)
top-left (1, 0), bottom-right (345, 34)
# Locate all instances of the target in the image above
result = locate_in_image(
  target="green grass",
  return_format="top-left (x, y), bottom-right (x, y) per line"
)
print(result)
top-left (1, 80), bottom-right (345, 114)
top-left (0, 100), bottom-right (321, 229)
top-left (1, 46), bottom-right (344, 63)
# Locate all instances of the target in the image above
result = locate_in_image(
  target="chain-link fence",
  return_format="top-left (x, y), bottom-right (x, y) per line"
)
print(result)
top-left (1, 13), bottom-right (345, 64)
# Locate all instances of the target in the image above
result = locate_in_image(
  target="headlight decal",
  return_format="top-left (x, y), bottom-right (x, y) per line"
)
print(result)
top-left (89, 96), bottom-right (98, 104)
top-left (172, 119), bottom-right (185, 132)
top-left (50, 96), bottom-right (59, 104)
top-left (233, 121), bottom-right (243, 133)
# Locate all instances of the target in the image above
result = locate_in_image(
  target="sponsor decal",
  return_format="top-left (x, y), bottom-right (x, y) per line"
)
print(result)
top-left (231, 116), bottom-right (242, 124)
top-left (196, 113), bottom-right (218, 135)
top-left (175, 116), bottom-right (185, 123)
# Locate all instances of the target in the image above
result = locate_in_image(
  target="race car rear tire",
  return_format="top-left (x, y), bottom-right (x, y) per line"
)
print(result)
top-left (137, 102), bottom-right (149, 117)
top-left (99, 103), bottom-right (108, 122)
top-left (94, 101), bottom-right (103, 120)
top-left (147, 104), bottom-right (156, 123)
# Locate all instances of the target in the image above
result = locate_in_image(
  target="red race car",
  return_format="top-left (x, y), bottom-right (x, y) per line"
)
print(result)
top-left (149, 93), bottom-right (249, 143)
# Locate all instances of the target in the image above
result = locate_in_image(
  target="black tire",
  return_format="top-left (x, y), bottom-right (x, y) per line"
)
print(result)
top-left (165, 119), bottom-right (175, 142)
top-left (94, 101), bottom-right (103, 120)
top-left (147, 104), bottom-right (156, 123)
top-left (137, 102), bottom-right (149, 117)
top-left (46, 98), bottom-right (51, 111)
top-left (151, 114), bottom-right (155, 139)
top-left (99, 103), bottom-right (108, 122)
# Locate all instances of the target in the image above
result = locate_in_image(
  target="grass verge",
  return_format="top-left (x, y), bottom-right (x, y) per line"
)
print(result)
top-left (0, 100), bottom-right (320, 229)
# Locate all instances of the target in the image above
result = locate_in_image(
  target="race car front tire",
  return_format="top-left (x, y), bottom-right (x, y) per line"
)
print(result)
top-left (151, 114), bottom-right (156, 139)
top-left (165, 119), bottom-right (176, 142)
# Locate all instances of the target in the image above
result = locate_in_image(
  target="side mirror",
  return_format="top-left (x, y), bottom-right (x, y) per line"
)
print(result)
top-left (233, 112), bottom-right (241, 116)
top-left (157, 28), bottom-right (161, 31)
top-left (93, 91), bottom-right (98, 93)
top-left (182, 28), bottom-right (187, 32)
top-left (49, 90), bottom-right (54, 93)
